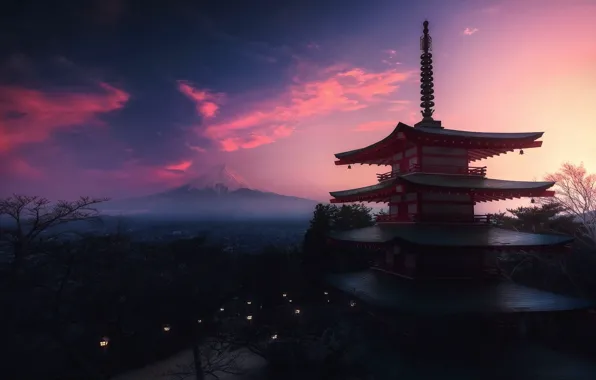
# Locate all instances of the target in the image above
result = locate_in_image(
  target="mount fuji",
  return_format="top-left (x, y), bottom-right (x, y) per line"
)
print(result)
top-left (177, 164), bottom-right (254, 194)
top-left (103, 164), bottom-right (318, 219)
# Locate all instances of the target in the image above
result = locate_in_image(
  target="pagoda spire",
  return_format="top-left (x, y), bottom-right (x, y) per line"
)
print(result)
top-left (415, 20), bottom-right (442, 128)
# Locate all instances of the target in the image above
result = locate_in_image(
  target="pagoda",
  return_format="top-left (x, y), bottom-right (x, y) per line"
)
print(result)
top-left (326, 21), bottom-right (594, 341)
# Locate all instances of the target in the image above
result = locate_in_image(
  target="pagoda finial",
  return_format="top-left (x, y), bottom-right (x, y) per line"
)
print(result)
top-left (416, 20), bottom-right (442, 128)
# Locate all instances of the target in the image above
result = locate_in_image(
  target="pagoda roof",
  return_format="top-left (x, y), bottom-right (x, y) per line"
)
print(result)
top-left (327, 224), bottom-right (573, 248)
top-left (401, 173), bottom-right (554, 190)
top-left (414, 125), bottom-right (543, 140)
top-left (327, 270), bottom-right (594, 315)
top-left (329, 173), bottom-right (554, 199)
top-left (330, 179), bottom-right (395, 198)
top-left (334, 122), bottom-right (544, 163)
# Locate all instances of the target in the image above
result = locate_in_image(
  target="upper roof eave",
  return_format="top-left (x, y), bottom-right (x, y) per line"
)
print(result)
top-left (333, 122), bottom-right (545, 160)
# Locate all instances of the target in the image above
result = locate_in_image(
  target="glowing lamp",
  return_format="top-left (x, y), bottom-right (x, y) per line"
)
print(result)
top-left (197, 319), bottom-right (202, 324)
top-left (282, 293), bottom-right (287, 297)
top-left (246, 315), bottom-right (253, 321)
top-left (99, 337), bottom-right (110, 348)
top-left (271, 334), bottom-right (278, 340)
top-left (220, 307), bottom-right (225, 312)
top-left (294, 309), bottom-right (301, 315)
top-left (163, 324), bottom-right (171, 332)
top-left (288, 299), bottom-right (293, 303)
top-left (247, 301), bottom-right (252, 305)
top-left (350, 300), bottom-right (356, 307)
top-left (323, 291), bottom-right (328, 295)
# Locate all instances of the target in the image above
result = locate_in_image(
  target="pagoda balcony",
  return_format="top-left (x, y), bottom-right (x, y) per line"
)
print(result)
top-left (376, 164), bottom-right (487, 182)
top-left (376, 213), bottom-right (492, 224)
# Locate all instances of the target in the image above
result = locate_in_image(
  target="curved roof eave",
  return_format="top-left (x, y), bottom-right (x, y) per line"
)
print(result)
top-left (399, 173), bottom-right (555, 191)
top-left (329, 179), bottom-right (395, 198)
top-left (334, 122), bottom-right (545, 160)
top-left (334, 123), bottom-right (403, 159)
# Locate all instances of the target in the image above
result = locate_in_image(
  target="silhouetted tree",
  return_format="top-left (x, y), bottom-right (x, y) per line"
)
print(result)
top-left (0, 194), bottom-right (108, 266)
top-left (545, 162), bottom-right (596, 246)
top-left (302, 203), bottom-right (374, 277)
top-left (487, 211), bottom-right (517, 229)
top-left (333, 204), bottom-right (375, 231)
top-left (488, 203), bottom-right (577, 235)
top-left (506, 202), bottom-right (578, 234)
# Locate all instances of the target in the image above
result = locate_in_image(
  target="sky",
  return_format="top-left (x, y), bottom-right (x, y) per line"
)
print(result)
top-left (1, 0), bottom-right (595, 213)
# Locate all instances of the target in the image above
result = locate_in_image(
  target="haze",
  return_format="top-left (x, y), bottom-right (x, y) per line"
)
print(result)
top-left (1, 0), bottom-right (595, 214)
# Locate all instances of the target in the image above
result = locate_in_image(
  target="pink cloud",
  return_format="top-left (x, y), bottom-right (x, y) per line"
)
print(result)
top-left (1, 149), bottom-right (198, 198)
top-left (353, 120), bottom-right (395, 132)
top-left (0, 82), bottom-right (129, 152)
top-left (187, 144), bottom-right (207, 153)
top-left (164, 159), bottom-right (193, 172)
top-left (72, 159), bottom-right (192, 197)
top-left (193, 63), bottom-right (413, 151)
top-left (177, 80), bottom-right (223, 118)
top-left (463, 27), bottom-right (479, 35)
top-left (219, 125), bottom-right (294, 152)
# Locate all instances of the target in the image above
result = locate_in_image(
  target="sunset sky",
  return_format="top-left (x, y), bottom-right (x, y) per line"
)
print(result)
top-left (1, 0), bottom-right (595, 213)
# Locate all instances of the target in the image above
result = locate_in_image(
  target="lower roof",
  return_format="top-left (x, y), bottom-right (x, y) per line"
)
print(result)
top-left (327, 224), bottom-right (574, 248)
top-left (329, 173), bottom-right (554, 199)
top-left (327, 270), bottom-right (594, 315)
top-left (401, 173), bottom-right (555, 190)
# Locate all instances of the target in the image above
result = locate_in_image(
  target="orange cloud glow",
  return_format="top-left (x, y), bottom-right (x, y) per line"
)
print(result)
top-left (195, 63), bottom-right (413, 151)
top-left (177, 81), bottom-right (223, 118)
top-left (0, 82), bottom-right (129, 152)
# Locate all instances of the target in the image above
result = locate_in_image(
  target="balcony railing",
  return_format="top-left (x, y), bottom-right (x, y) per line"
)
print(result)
top-left (376, 164), bottom-right (487, 182)
top-left (409, 164), bottom-right (487, 176)
top-left (376, 171), bottom-right (399, 181)
top-left (376, 213), bottom-right (492, 224)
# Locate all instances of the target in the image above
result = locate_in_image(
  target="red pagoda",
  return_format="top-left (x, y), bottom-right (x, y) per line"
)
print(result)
top-left (326, 21), bottom-right (593, 339)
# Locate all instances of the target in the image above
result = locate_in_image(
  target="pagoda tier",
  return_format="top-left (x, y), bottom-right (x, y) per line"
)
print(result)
top-left (327, 223), bottom-right (573, 250)
top-left (329, 172), bottom-right (555, 204)
top-left (327, 223), bottom-right (574, 281)
top-left (327, 270), bottom-right (592, 315)
top-left (334, 122), bottom-right (543, 165)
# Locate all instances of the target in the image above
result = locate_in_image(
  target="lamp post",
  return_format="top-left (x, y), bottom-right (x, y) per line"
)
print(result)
top-left (192, 317), bottom-right (205, 380)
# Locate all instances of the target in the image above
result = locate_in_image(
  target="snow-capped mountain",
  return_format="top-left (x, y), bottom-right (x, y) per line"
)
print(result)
top-left (184, 164), bottom-right (253, 193)
top-left (102, 164), bottom-right (318, 219)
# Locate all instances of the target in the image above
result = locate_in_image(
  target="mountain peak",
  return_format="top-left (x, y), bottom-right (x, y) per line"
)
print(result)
top-left (185, 164), bottom-right (252, 192)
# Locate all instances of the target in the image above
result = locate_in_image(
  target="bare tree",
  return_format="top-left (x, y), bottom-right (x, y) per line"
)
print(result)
top-left (165, 334), bottom-right (244, 380)
top-left (544, 163), bottom-right (596, 246)
top-left (0, 194), bottom-right (108, 264)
